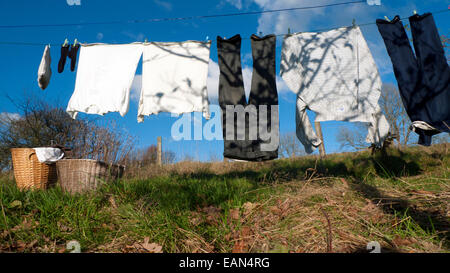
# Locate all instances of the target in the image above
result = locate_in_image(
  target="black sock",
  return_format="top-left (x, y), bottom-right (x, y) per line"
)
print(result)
top-left (69, 44), bottom-right (80, 72)
top-left (58, 45), bottom-right (70, 73)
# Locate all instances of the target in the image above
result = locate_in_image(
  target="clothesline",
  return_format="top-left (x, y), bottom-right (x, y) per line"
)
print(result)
top-left (0, 7), bottom-right (448, 47)
top-left (0, 0), bottom-right (366, 29)
top-left (34, 10), bottom-right (449, 159)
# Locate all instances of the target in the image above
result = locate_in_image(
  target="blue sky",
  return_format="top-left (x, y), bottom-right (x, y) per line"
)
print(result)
top-left (0, 0), bottom-right (449, 161)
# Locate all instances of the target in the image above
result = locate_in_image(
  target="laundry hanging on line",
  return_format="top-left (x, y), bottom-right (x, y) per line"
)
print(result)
top-left (58, 42), bottom-right (79, 73)
top-left (58, 44), bottom-right (70, 73)
top-left (68, 43), bottom-right (80, 72)
top-left (66, 40), bottom-right (212, 121)
top-left (37, 44), bottom-right (51, 90)
top-left (66, 43), bottom-right (143, 119)
top-left (218, 34), bottom-right (279, 162)
top-left (32, 9), bottom-right (447, 156)
top-left (280, 26), bottom-right (390, 154)
top-left (36, 41), bottom-right (80, 90)
top-left (138, 41), bottom-right (211, 122)
top-left (377, 12), bottom-right (450, 146)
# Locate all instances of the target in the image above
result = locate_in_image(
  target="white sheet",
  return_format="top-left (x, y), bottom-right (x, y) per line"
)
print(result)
top-left (138, 41), bottom-right (211, 122)
top-left (66, 43), bottom-right (143, 119)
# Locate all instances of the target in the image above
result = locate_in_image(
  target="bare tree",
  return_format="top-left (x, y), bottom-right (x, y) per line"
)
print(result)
top-left (278, 132), bottom-right (306, 158)
top-left (378, 83), bottom-right (414, 146)
top-left (162, 150), bottom-right (176, 164)
top-left (126, 145), bottom-right (176, 167)
top-left (336, 123), bottom-right (370, 151)
top-left (0, 96), bottom-right (136, 169)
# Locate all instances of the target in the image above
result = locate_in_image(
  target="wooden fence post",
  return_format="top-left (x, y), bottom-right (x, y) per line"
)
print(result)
top-left (157, 136), bottom-right (162, 166)
top-left (314, 122), bottom-right (326, 158)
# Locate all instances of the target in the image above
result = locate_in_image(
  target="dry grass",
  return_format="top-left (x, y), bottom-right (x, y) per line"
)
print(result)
top-left (0, 144), bottom-right (448, 253)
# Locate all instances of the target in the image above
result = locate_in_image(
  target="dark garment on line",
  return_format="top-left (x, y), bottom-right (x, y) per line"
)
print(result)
top-left (58, 44), bottom-right (70, 73)
top-left (68, 43), bottom-right (80, 72)
top-left (376, 13), bottom-right (450, 145)
top-left (217, 34), bottom-right (279, 161)
top-left (58, 44), bottom-right (79, 73)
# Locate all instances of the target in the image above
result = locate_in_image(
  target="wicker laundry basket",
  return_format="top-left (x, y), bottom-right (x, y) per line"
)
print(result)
top-left (56, 159), bottom-right (124, 194)
top-left (10, 148), bottom-right (58, 190)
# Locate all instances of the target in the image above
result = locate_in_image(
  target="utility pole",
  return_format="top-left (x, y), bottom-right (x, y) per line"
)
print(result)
top-left (314, 122), bottom-right (326, 158)
top-left (157, 136), bottom-right (162, 166)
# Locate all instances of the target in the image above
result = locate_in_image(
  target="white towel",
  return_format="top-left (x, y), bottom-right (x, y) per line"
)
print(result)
top-left (280, 26), bottom-right (390, 153)
top-left (33, 148), bottom-right (64, 163)
top-left (138, 41), bottom-right (211, 122)
top-left (37, 45), bottom-right (52, 90)
top-left (66, 43), bottom-right (143, 119)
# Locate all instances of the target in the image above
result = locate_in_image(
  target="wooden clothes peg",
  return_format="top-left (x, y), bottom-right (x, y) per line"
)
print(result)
top-left (63, 38), bottom-right (69, 47)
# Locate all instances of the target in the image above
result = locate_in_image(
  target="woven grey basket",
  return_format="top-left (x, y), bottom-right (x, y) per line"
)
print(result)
top-left (56, 159), bottom-right (124, 194)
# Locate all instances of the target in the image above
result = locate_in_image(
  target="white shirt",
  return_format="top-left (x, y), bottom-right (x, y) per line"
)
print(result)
top-left (280, 26), bottom-right (390, 153)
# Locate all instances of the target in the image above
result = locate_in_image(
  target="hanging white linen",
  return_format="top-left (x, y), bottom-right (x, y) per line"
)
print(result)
top-left (138, 41), bottom-right (211, 122)
top-left (66, 43), bottom-right (143, 119)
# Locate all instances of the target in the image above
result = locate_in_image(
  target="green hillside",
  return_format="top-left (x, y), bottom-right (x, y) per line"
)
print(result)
top-left (0, 144), bottom-right (448, 253)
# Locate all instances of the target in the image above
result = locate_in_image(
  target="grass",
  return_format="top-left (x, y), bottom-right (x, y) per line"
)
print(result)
top-left (0, 143), bottom-right (448, 253)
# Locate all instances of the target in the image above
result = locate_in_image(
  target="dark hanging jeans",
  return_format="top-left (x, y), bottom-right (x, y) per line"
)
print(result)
top-left (376, 13), bottom-right (450, 145)
top-left (217, 34), bottom-right (279, 161)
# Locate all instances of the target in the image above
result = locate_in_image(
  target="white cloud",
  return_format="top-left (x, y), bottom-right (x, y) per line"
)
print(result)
top-left (121, 31), bottom-right (146, 42)
top-left (0, 112), bottom-right (21, 124)
top-left (252, 0), bottom-right (326, 35)
top-left (276, 75), bottom-right (289, 93)
top-left (242, 66), bottom-right (253, 99)
top-left (250, 0), bottom-right (418, 36)
top-left (224, 0), bottom-right (243, 10)
top-left (153, 0), bottom-right (173, 11)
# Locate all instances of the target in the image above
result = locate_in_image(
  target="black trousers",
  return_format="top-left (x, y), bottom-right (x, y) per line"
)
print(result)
top-left (217, 34), bottom-right (279, 161)
top-left (377, 13), bottom-right (450, 145)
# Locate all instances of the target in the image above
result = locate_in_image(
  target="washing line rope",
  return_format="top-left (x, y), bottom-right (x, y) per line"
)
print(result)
top-left (0, 8), bottom-right (448, 46)
top-left (0, 1), bottom-right (366, 29)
